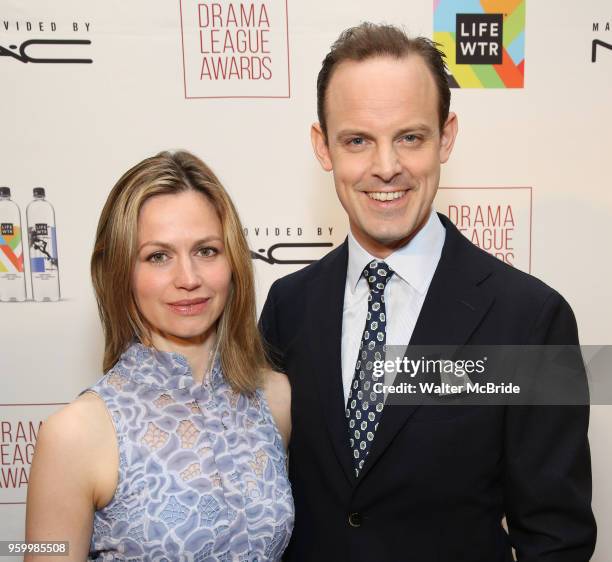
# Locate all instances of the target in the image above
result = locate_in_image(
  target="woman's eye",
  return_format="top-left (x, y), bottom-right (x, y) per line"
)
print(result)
top-left (197, 247), bottom-right (217, 258)
top-left (147, 252), bottom-right (168, 264)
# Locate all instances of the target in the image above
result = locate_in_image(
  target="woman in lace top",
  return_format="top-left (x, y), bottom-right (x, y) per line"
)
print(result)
top-left (26, 150), bottom-right (294, 561)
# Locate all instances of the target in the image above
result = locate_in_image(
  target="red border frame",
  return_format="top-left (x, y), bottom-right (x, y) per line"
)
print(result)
top-left (437, 186), bottom-right (533, 273)
top-left (179, 0), bottom-right (291, 99)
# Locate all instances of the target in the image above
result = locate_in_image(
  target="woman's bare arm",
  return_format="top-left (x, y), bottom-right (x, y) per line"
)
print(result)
top-left (25, 393), bottom-right (118, 561)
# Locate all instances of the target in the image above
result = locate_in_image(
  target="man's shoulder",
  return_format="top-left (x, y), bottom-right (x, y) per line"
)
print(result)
top-left (459, 234), bottom-right (574, 333)
top-left (450, 233), bottom-right (577, 342)
top-left (446, 216), bottom-right (559, 304)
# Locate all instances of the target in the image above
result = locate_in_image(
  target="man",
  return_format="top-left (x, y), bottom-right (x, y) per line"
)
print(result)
top-left (260, 23), bottom-right (596, 561)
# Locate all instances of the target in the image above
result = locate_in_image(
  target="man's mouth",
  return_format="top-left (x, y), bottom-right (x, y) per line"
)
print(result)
top-left (366, 190), bottom-right (407, 202)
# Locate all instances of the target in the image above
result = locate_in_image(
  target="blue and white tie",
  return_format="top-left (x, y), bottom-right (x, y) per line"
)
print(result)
top-left (345, 260), bottom-right (394, 477)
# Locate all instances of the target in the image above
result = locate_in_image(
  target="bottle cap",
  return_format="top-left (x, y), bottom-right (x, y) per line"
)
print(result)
top-left (33, 187), bottom-right (46, 198)
top-left (0, 187), bottom-right (10, 197)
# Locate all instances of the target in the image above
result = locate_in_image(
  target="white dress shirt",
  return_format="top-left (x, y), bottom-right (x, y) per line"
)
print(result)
top-left (341, 210), bottom-right (446, 404)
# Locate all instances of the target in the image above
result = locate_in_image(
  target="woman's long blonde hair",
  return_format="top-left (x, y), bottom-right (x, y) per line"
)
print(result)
top-left (91, 150), bottom-right (267, 393)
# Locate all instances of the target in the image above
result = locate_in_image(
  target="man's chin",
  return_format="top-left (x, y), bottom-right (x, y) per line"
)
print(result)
top-left (352, 229), bottom-right (417, 257)
top-left (370, 213), bottom-right (431, 247)
top-left (369, 226), bottom-right (420, 246)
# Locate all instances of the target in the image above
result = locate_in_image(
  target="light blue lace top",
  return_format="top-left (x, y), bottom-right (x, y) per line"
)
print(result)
top-left (85, 343), bottom-right (294, 561)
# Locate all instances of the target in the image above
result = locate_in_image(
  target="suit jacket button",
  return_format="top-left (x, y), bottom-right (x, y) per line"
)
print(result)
top-left (348, 512), bottom-right (362, 527)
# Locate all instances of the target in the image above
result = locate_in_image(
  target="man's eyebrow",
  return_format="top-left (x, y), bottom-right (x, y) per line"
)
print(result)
top-left (395, 124), bottom-right (434, 135)
top-left (334, 124), bottom-right (434, 140)
top-left (138, 236), bottom-right (223, 252)
top-left (335, 129), bottom-right (374, 140)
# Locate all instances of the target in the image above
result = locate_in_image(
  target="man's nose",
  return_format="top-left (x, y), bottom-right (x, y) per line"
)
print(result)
top-left (371, 143), bottom-right (402, 182)
top-left (174, 256), bottom-right (201, 290)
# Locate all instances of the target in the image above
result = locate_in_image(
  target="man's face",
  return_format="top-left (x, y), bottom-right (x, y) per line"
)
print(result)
top-left (312, 55), bottom-right (457, 258)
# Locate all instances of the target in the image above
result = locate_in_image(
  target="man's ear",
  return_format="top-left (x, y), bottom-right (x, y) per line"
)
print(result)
top-left (439, 112), bottom-right (458, 164)
top-left (311, 122), bottom-right (333, 172)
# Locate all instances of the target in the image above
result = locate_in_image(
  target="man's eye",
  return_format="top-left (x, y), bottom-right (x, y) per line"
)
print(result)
top-left (348, 137), bottom-right (365, 146)
top-left (197, 247), bottom-right (217, 258)
top-left (402, 134), bottom-right (418, 143)
top-left (147, 252), bottom-right (168, 264)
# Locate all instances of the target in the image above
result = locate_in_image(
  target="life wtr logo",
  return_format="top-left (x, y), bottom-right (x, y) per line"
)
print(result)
top-left (456, 14), bottom-right (503, 64)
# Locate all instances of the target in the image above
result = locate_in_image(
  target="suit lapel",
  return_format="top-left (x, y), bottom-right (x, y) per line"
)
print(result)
top-left (308, 240), bottom-right (356, 484)
top-left (356, 215), bottom-right (495, 483)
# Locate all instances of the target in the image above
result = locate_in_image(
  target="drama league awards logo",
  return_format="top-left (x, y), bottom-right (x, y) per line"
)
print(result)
top-left (244, 225), bottom-right (336, 265)
top-left (179, 0), bottom-right (290, 98)
top-left (592, 19), bottom-right (611, 62)
top-left (0, 404), bottom-right (63, 503)
top-left (435, 187), bottom-right (532, 272)
top-left (434, 0), bottom-right (525, 88)
top-left (0, 18), bottom-right (92, 64)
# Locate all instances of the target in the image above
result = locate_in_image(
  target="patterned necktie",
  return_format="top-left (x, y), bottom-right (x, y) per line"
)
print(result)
top-left (345, 260), bottom-right (394, 477)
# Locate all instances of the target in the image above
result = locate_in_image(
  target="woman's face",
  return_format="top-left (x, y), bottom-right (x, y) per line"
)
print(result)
top-left (132, 190), bottom-right (232, 349)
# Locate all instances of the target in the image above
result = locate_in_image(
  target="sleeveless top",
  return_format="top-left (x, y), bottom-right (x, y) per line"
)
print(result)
top-left (84, 343), bottom-right (294, 561)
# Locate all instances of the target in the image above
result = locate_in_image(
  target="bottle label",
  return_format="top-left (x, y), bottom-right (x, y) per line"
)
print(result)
top-left (0, 224), bottom-right (25, 273)
top-left (29, 224), bottom-right (58, 273)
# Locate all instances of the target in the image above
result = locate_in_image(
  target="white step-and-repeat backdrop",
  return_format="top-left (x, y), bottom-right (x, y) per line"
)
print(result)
top-left (1, 0), bottom-right (611, 559)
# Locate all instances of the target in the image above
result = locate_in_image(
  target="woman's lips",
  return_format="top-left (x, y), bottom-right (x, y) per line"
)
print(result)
top-left (167, 298), bottom-right (210, 316)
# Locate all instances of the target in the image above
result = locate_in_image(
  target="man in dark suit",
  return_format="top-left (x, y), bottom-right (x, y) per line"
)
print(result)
top-left (259, 23), bottom-right (596, 561)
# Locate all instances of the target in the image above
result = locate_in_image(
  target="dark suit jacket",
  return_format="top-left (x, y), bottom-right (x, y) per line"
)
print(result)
top-left (259, 214), bottom-right (596, 562)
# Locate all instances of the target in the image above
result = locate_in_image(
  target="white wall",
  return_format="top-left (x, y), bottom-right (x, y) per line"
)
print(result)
top-left (1, 0), bottom-right (610, 558)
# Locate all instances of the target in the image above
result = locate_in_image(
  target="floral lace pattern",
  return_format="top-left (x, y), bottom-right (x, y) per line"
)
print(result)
top-left (85, 343), bottom-right (294, 561)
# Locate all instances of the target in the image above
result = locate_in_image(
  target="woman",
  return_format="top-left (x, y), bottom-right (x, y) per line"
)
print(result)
top-left (25, 150), bottom-right (294, 560)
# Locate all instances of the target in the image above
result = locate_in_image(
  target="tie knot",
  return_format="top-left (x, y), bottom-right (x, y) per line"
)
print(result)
top-left (362, 260), bottom-right (394, 293)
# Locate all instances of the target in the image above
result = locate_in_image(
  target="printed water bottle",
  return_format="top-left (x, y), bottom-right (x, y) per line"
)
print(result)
top-left (0, 187), bottom-right (27, 302)
top-left (26, 187), bottom-right (60, 302)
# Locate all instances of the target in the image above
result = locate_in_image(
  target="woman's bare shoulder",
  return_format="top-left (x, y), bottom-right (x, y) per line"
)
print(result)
top-left (41, 392), bottom-right (111, 443)
top-left (263, 370), bottom-right (291, 398)
top-left (262, 370), bottom-right (291, 448)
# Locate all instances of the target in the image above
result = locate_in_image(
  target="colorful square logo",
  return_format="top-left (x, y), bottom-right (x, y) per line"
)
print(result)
top-left (434, 0), bottom-right (525, 88)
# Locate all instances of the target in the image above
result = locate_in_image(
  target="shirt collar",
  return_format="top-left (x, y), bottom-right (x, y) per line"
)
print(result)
top-left (114, 341), bottom-right (224, 390)
top-left (347, 209), bottom-right (445, 295)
